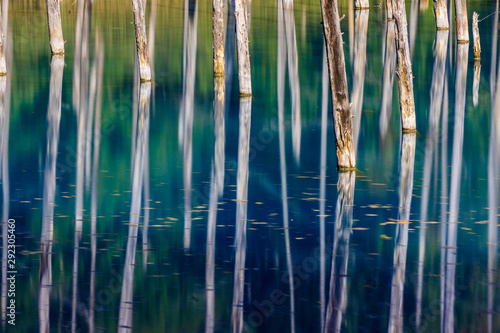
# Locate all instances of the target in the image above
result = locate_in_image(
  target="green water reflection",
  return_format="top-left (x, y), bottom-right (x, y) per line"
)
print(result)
top-left (1, 0), bottom-right (499, 332)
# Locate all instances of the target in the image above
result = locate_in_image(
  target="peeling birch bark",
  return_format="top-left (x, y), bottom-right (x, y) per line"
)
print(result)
top-left (454, 0), bottom-right (469, 43)
top-left (46, 0), bottom-right (65, 54)
top-left (472, 12), bottom-right (481, 60)
top-left (392, 0), bottom-right (417, 132)
top-left (321, 0), bottom-right (356, 170)
top-left (433, 0), bottom-right (449, 30)
top-left (213, 0), bottom-right (225, 75)
top-left (131, 0), bottom-right (151, 81)
top-left (235, 0), bottom-right (252, 96)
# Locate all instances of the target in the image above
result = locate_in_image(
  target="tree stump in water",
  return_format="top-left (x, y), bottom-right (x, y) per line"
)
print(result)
top-left (454, 0), bottom-right (469, 43)
top-left (321, 0), bottom-right (356, 170)
top-left (472, 12), bottom-right (481, 60)
top-left (213, 0), bottom-right (225, 76)
top-left (131, 0), bottom-right (151, 81)
top-left (235, 0), bottom-right (252, 96)
top-left (355, 0), bottom-right (369, 10)
top-left (433, 0), bottom-right (449, 30)
top-left (392, 0), bottom-right (417, 132)
top-left (46, 0), bottom-right (65, 54)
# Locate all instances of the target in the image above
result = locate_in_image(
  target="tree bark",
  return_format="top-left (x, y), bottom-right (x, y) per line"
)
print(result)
top-left (321, 0), bottom-right (356, 170)
top-left (131, 0), bottom-right (151, 81)
top-left (472, 12), bottom-right (480, 60)
top-left (46, 0), bottom-right (65, 54)
top-left (386, 0), bottom-right (394, 20)
top-left (235, 0), bottom-right (252, 96)
top-left (213, 0), bottom-right (225, 75)
top-left (433, 0), bottom-right (449, 30)
top-left (392, 0), bottom-right (417, 132)
top-left (355, 0), bottom-right (369, 10)
top-left (454, 0), bottom-right (469, 43)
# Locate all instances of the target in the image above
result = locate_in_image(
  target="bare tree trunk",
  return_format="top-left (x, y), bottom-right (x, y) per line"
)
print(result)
top-left (0, 15), bottom-right (5, 75)
top-left (131, 0), bottom-right (151, 81)
top-left (392, 0), bottom-right (417, 132)
top-left (454, 0), bottom-right (469, 43)
top-left (433, 0), bottom-right (449, 30)
top-left (46, 0), bottom-right (65, 54)
top-left (235, 0), bottom-right (251, 96)
top-left (321, 0), bottom-right (356, 170)
top-left (386, 0), bottom-right (393, 20)
top-left (213, 0), bottom-right (225, 75)
top-left (355, 0), bottom-right (369, 10)
top-left (472, 12), bottom-right (480, 60)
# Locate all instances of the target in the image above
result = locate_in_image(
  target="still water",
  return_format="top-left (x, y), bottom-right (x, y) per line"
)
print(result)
top-left (1, 0), bottom-right (499, 332)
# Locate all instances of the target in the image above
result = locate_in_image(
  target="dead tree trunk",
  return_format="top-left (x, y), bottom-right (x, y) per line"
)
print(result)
top-left (235, 0), bottom-right (252, 96)
top-left (387, 0), bottom-right (394, 20)
top-left (472, 12), bottom-right (480, 60)
top-left (433, 0), bottom-right (449, 30)
top-left (46, 0), bottom-right (65, 54)
top-left (392, 0), bottom-right (417, 132)
top-left (0, 15), bottom-right (5, 75)
top-left (454, 0), bottom-right (469, 43)
top-left (131, 0), bottom-right (151, 81)
top-left (321, 0), bottom-right (356, 170)
top-left (213, 0), bottom-right (225, 76)
top-left (355, 0), bottom-right (369, 10)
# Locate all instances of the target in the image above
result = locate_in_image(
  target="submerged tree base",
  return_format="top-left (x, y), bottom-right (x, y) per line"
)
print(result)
top-left (402, 128), bottom-right (417, 134)
top-left (338, 166), bottom-right (357, 172)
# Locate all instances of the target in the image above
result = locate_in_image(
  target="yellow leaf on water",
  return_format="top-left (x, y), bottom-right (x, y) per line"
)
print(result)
top-left (380, 234), bottom-right (392, 239)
